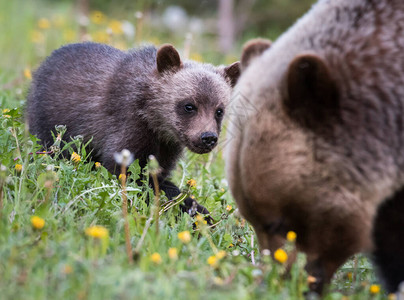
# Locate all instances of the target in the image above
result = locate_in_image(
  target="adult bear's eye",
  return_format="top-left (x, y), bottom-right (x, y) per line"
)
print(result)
top-left (184, 103), bottom-right (197, 112)
top-left (216, 108), bottom-right (224, 118)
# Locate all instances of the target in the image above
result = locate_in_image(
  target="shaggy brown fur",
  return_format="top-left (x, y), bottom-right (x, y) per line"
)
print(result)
top-left (27, 42), bottom-right (240, 216)
top-left (226, 0), bottom-right (404, 294)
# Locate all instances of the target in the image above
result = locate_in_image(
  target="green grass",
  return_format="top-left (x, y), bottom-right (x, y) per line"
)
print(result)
top-left (0, 1), bottom-right (392, 299)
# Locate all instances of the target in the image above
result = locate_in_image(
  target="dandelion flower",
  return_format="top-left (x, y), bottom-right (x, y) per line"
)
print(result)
top-left (216, 250), bottom-right (226, 259)
top-left (31, 30), bottom-right (44, 43)
top-left (85, 225), bottom-right (108, 239)
top-left (213, 277), bottom-right (224, 285)
top-left (286, 231), bottom-right (297, 242)
top-left (274, 248), bottom-right (288, 264)
top-left (178, 231), bottom-right (191, 244)
top-left (226, 205), bottom-right (232, 212)
top-left (71, 152), bottom-right (81, 163)
top-left (62, 264), bottom-right (73, 274)
top-left (31, 216), bottom-right (45, 229)
top-left (23, 68), bottom-right (32, 80)
top-left (2, 108), bottom-right (10, 113)
top-left (63, 29), bottom-right (76, 42)
top-left (108, 20), bottom-right (123, 35)
top-left (207, 255), bottom-right (218, 267)
top-left (95, 162), bottom-right (101, 169)
top-left (37, 18), bottom-right (50, 29)
top-left (187, 179), bottom-right (196, 187)
top-left (307, 275), bottom-right (317, 284)
top-left (195, 214), bottom-right (207, 227)
top-left (118, 173), bottom-right (126, 182)
top-left (388, 293), bottom-right (397, 300)
top-left (150, 252), bottom-right (162, 264)
top-left (93, 31), bottom-right (109, 43)
top-left (369, 284), bottom-right (380, 294)
top-left (168, 248), bottom-right (178, 260)
top-left (15, 164), bottom-right (23, 173)
top-left (90, 11), bottom-right (106, 25)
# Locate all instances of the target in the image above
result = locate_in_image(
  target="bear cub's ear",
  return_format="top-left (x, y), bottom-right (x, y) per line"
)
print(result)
top-left (241, 38), bottom-right (272, 70)
top-left (284, 53), bottom-right (339, 129)
top-left (157, 44), bottom-right (182, 73)
top-left (223, 61), bottom-right (241, 88)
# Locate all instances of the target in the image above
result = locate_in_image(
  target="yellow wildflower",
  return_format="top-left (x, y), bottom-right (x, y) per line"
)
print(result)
top-left (52, 15), bottom-right (65, 28)
top-left (195, 214), bottom-right (207, 227)
top-left (190, 53), bottom-right (203, 62)
top-left (226, 205), bottom-right (232, 212)
top-left (388, 293), bottom-right (397, 300)
top-left (31, 30), bottom-right (44, 43)
top-left (24, 68), bottom-right (32, 80)
top-left (347, 272), bottom-right (353, 280)
top-left (207, 255), bottom-right (218, 267)
top-left (62, 264), bottom-right (73, 274)
top-left (15, 164), bottom-right (23, 173)
top-left (178, 231), bottom-right (191, 244)
top-left (85, 225), bottom-right (108, 239)
top-left (63, 29), bottom-right (76, 42)
top-left (31, 216), bottom-right (45, 229)
top-left (213, 277), bottom-right (224, 285)
top-left (168, 248), bottom-right (178, 260)
top-left (187, 179), bottom-right (196, 187)
top-left (150, 252), bottom-right (162, 264)
top-left (71, 152), bottom-right (81, 163)
top-left (37, 18), bottom-right (50, 29)
top-left (307, 275), bottom-right (317, 284)
top-left (216, 250), bottom-right (226, 259)
top-left (90, 11), bottom-right (106, 24)
top-left (118, 173), bottom-right (126, 182)
top-left (286, 231), bottom-right (297, 242)
top-left (274, 248), bottom-right (288, 264)
top-left (95, 162), bottom-right (101, 169)
top-left (2, 108), bottom-right (10, 113)
top-left (369, 284), bottom-right (380, 294)
top-left (108, 20), bottom-right (123, 35)
top-left (92, 31), bottom-right (109, 43)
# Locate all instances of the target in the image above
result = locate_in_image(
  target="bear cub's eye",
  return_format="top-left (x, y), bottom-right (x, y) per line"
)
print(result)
top-left (184, 103), bottom-right (197, 113)
top-left (216, 108), bottom-right (224, 118)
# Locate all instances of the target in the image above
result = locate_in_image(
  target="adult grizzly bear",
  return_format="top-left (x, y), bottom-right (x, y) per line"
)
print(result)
top-left (27, 42), bottom-right (240, 216)
top-left (226, 0), bottom-right (404, 294)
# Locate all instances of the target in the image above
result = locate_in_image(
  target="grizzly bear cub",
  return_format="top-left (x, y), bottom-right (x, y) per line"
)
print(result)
top-left (27, 42), bottom-right (240, 215)
top-left (226, 0), bottom-right (404, 295)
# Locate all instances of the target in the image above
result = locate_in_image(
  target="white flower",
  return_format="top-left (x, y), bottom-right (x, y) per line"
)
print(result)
top-left (114, 149), bottom-right (134, 166)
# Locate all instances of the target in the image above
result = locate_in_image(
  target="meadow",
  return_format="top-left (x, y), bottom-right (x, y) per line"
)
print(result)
top-left (0, 0), bottom-right (393, 299)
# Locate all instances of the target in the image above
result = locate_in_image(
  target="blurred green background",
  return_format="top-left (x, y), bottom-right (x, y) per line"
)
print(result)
top-left (0, 0), bottom-right (315, 104)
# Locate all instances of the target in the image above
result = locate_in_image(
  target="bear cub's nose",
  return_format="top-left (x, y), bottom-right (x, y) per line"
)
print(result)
top-left (201, 132), bottom-right (218, 148)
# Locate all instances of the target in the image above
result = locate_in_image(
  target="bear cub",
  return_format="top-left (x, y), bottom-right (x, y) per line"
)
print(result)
top-left (27, 42), bottom-right (240, 215)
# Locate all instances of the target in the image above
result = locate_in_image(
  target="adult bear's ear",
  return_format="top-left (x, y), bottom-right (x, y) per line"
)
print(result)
top-left (284, 53), bottom-right (340, 129)
top-left (223, 61), bottom-right (241, 87)
top-left (241, 38), bottom-right (271, 70)
top-left (156, 44), bottom-right (182, 73)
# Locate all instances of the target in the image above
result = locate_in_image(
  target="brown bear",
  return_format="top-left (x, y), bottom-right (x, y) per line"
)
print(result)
top-left (225, 0), bottom-right (404, 294)
top-left (27, 42), bottom-right (240, 216)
